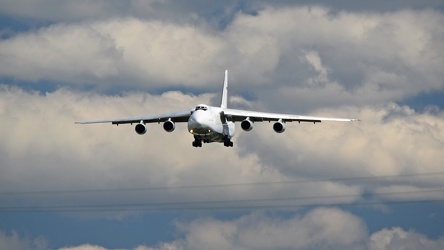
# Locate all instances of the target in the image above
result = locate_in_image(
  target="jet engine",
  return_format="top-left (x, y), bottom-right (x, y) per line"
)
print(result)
top-left (163, 119), bottom-right (175, 132)
top-left (241, 118), bottom-right (253, 131)
top-left (135, 122), bottom-right (147, 135)
top-left (273, 120), bottom-right (285, 133)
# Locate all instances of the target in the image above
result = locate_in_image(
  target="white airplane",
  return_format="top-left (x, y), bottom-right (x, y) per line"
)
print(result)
top-left (76, 70), bottom-right (359, 147)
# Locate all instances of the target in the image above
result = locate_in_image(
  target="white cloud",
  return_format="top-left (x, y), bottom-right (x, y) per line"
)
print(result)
top-left (241, 103), bottom-right (444, 205)
top-left (369, 227), bottom-right (444, 250)
top-left (1, 7), bottom-right (443, 111)
top-left (50, 207), bottom-right (444, 250)
top-left (59, 245), bottom-right (108, 250)
top-left (0, 86), bottom-right (289, 213)
top-left (1, 2), bottom-right (444, 250)
top-left (3, 210), bottom-right (444, 250)
top-left (51, 208), bottom-right (367, 250)
top-left (0, 85), bottom-right (442, 215)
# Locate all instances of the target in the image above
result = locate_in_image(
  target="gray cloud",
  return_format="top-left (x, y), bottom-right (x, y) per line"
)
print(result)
top-left (147, 212), bottom-right (444, 250)
top-left (0, 231), bottom-right (47, 250)
top-left (1, 2), bottom-right (444, 249)
top-left (172, 208), bottom-right (368, 250)
top-left (1, 0), bottom-right (443, 23)
top-left (59, 245), bottom-right (107, 250)
top-left (4, 207), bottom-right (443, 250)
top-left (369, 227), bottom-right (444, 250)
top-left (1, 7), bottom-right (443, 113)
top-left (0, 85), bottom-right (442, 215)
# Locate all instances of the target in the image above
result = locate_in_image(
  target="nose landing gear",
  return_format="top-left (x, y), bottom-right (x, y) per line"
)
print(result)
top-left (192, 139), bottom-right (202, 147)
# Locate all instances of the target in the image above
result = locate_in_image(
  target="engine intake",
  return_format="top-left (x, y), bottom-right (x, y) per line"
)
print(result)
top-left (241, 118), bottom-right (253, 131)
top-left (135, 123), bottom-right (147, 135)
top-left (163, 119), bottom-right (175, 132)
top-left (273, 120), bottom-right (285, 133)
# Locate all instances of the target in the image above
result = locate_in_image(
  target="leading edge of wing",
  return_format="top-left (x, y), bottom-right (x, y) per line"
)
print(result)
top-left (75, 109), bottom-right (193, 125)
top-left (223, 108), bottom-right (359, 123)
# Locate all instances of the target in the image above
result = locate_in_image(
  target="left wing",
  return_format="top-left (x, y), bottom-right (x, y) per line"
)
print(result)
top-left (75, 109), bottom-right (193, 125)
top-left (223, 108), bottom-right (359, 123)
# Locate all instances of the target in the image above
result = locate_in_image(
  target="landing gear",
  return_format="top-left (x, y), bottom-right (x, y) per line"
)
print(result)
top-left (192, 139), bottom-right (202, 147)
top-left (193, 135), bottom-right (204, 147)
top-left (192, 136), bottom-right (233, 147)
top-left (224, 140), bottom-right (233, 147)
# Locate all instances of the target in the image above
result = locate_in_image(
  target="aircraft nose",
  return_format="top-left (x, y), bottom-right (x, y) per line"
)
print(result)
top-left (188, 111), bottom-right (210, 133)
top-left (189, 112), bottom-right (205, 125)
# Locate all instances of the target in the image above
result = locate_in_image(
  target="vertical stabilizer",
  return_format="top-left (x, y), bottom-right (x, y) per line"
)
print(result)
top-left (220, 70), bottom-right (228, 108)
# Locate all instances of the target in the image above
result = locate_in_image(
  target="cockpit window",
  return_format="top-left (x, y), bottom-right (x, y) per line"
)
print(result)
top-left (195, 105), bottom-right (208, 111)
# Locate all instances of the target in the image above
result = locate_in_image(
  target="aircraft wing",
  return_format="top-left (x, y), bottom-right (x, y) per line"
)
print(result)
top-left (75, 109), bottom-right (193, 125)
top-left (223, 108), bottom-right (359, 123)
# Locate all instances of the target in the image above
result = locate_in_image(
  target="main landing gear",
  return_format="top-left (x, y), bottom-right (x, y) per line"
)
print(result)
top-left (224, 140), bottom-right (234, 147)
top-left (192, 137), bottom-right (233, 147)
top-left (223, 135), bottom-right (233, 147)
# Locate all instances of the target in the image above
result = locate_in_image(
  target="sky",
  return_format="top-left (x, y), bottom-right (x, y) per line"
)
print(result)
top-left (0, 0), bottom-right (444, 249)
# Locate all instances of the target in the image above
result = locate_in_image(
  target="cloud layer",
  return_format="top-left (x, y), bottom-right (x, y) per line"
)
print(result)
top-left (0, 85), bottom-right (442, 212)
top-left (3, 207), bottom-right (444, 250)
top-left (1, 2), bottom-right (444, 249)
top-left (1, 6), bottom-right (443, 112)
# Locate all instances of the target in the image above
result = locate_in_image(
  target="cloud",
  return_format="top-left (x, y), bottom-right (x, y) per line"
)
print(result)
top-left (173, 207), bottom-right (368, 250)
top-left (227, 7), bottom-right (444, 111)
top-left (59, 245), bottom-right (107, 250)
top-left (0, 84), bottom-right (442, 216)
top-left (152, 212), bottom-right (444, 250)
top-left (1, 6), bottom-right (443, 112)
top-left (1, 2), bottom-right (444, 250)
top-left (37, 207), bottom-right (444, 249)
top-left (1, 0), bottom-right (443, 23)
top-left (0, 231), bottom-right (47, 250)
top-left (244, 103), bottom-right (444, 201)
top-left (0, 0), bottom-right (169, 22)
top-left (0, 18), bottom-right (227, 88)
top-left (0, 79), bottom-right (442, 235)
top-left (0, 86), bottom-right (291, 213)
top-left (3, 208), bottom-right (444, 250)
top-left (369, 227), bottom-right (444, 250)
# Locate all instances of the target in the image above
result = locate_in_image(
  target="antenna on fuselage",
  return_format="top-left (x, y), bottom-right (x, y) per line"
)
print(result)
top-left (220, 70), bottom-right (228, 108)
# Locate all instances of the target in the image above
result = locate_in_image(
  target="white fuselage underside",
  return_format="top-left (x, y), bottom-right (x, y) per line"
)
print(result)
top-left (187, 106), bottom-right (235, 143)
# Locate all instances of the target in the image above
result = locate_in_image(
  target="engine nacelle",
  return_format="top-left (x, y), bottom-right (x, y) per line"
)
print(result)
top-left (241, 118), bottom-right (253, 131)
top-left (135, 123), bottom-right (147, 135)
top-left (273, 120), bottom-right (286, 133)
top-left (163, 120), bottom-right (175, 132)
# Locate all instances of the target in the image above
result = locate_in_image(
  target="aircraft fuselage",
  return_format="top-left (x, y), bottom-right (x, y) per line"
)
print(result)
top-left (187, 105), bottom-right (235, 147)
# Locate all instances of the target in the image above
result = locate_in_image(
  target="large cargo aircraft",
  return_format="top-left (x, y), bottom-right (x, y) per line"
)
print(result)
top-left (76, 70), bottom-right (359, 147)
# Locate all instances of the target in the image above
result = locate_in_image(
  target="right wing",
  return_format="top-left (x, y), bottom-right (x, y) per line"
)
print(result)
top-left (75, 109), bottom-right (193, 125)
top-left (223, 108), bottom-right (359, 123)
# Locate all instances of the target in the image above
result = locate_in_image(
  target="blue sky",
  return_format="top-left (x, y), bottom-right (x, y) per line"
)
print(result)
top-left (0, 1), bottom-right (444, 249)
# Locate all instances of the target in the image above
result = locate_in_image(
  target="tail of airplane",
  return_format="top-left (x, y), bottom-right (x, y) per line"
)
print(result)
top-left (220, 70), bottom-right (228, 108)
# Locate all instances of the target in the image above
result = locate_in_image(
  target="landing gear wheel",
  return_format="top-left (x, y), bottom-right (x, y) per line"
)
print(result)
top-left (192, 140), bottom-right (202, 147)
top-left (224, 140), bottom-right (233, 147)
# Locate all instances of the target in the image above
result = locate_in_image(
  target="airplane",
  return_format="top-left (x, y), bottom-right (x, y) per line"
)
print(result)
top-left (76, 70), bottom-right (359, 147)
